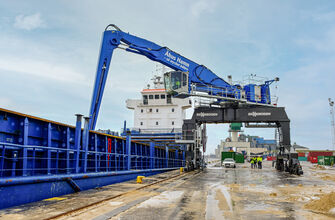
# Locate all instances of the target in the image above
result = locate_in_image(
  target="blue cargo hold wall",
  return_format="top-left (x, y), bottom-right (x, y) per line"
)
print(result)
top-left (0, 108), bottom-right (185, 209)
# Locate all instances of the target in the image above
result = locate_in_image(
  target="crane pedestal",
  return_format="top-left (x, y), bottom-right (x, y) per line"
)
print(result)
top-left (182, 105), bottom-right (302, 174)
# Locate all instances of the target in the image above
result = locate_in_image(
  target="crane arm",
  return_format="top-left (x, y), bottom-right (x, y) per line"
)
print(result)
top-left (89, 24), bottom-right (275, 130)
top-left (88, 24), bottom-right (236, 130)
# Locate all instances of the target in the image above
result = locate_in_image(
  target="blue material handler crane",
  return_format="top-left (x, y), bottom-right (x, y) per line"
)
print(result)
top-left (88, 24), bottom-right (278, 131)
top-left (88, 24), bottom-right (300, 175)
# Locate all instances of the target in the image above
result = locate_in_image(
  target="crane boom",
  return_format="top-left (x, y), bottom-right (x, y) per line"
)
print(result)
top-left (89, 24), bottom-right (277, 130)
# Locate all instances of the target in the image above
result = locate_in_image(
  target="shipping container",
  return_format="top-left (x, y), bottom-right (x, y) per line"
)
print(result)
top-left (308, 151), bottom-right (333, 157)
top-left (325, 156), bottom-right (331, 165)
top-left (318, 156), bottom-right (333, 166)
top-left (221, 152), bottom-right (244, 163)
top-left (221, 152), bottom-right (235, 162)
top-left (330, 156), bottom-right (335, 166)
top-left (298, 157), bottom-right (307, 161)
top-left (298, 152), bottom-right (306, 157)
top-left (309, 156), bottom-right (318, 163)
top-left (318, 156), bottom-right (325, 165)
top-left (234, 153), bottom-right (245, 163)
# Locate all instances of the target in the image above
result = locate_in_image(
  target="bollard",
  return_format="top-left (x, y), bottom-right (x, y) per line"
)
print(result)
top-left (136, 176), bottom-right (145, 184)
top-left (180, 167), bottom-right (184, 174)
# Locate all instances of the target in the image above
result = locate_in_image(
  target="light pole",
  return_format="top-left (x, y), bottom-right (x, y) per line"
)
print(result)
top-left (329, 98), bottom-right (335, 150)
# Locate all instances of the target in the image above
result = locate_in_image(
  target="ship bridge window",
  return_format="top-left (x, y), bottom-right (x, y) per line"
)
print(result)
top-left (156, 121), bottom-right (159, 125)
top-left (149, 95), bottom-right (153, 99)
top-left (156, 109), bottom-right (159, 112)
top-left (172, 108), bottom-right (175, 112)
top-left (143, 95), bottom-right (148, 105)
top-left (155, 95), bottom-right (159, 99)
top-left (167, 95), bottom-right (172, 104)
top-left (161, 94), bottom-right (166, 99)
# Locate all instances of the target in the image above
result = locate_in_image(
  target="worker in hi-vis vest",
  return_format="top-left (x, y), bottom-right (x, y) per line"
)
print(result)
top-left (257, 156), bottom-right (263, 169)
top-left (250, 157), bottom-right (254, 169)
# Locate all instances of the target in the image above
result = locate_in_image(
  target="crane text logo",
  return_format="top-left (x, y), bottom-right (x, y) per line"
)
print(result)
top-left (196, 112), bottom-right (219, 117)
top-left (165, 50), bottom-right (176, 60)
top-left (165, 50), bottom-right (190, 71)
top-left (248, 112), bottom-right (271, 117)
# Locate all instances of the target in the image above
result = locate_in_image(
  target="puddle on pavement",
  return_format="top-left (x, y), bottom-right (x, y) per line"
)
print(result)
top-left (137, 191), bottom-right (184, 208)
top-left (206, 183), bottom-right (233, 220)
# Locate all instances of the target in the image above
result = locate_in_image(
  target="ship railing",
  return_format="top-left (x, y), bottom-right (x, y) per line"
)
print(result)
top-left (189, 83), bottom-right (278, 106)
top-left (123, 128), bottom-right (182, 134)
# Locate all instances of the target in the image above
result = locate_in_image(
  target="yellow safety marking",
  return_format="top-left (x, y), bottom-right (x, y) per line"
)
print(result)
top-left (136, 176), bottom-right (145, 184)
top-left (43, 197), bottom-right (66, 201)
top-left (180, 167), bottom-right (184, 174)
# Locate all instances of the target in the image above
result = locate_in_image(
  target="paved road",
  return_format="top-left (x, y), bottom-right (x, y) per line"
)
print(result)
top-left (106, 161), bottom-right (335, 220)
top-left (2, 161), bottom-right (335, 220)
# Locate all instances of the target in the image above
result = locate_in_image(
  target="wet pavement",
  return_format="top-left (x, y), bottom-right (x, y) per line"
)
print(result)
top-left (1, 161), bottom-right (335, 219)
top-left (107, 161), bottom-right (335, 220)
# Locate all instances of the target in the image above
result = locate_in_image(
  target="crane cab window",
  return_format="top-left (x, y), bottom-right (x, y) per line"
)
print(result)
top-left (171, 72), bottom-right (182, 90)
top-left (182, 72), bottom-right (187, 86)
top-left (164, 71), bottom-right (188, 94)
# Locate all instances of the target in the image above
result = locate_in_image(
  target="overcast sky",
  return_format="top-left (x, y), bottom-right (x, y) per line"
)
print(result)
top-left (0, 1), bottom-right (335, 153)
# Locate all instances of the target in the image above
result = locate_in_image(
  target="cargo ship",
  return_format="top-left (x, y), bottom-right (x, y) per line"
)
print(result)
top-left (0, 73), bottom-right (187, 209)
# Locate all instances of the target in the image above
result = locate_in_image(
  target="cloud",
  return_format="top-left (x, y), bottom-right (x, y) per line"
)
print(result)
top-left (296, 30), bottom-right (335, 52)
top-left (0, 97), bottom-right (13, 107)
top-left (0, 55), bottom-right (88, 85)
top-left (14, 13), bottom-right (44, 30)
top-left (191, 0), bottom-right (216, 17)
top-left (312, 11), bottom-right (335, 22)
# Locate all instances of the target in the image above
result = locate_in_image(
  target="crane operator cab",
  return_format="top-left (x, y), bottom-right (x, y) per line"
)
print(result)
top-left (164, 71), bottom-right (189, 96)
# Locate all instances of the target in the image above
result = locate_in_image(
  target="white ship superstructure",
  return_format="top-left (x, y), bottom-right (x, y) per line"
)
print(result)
top-left (126, 74), bottom-right (192, 133)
